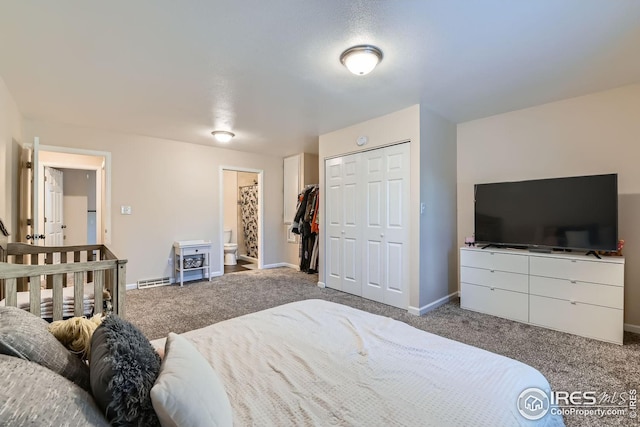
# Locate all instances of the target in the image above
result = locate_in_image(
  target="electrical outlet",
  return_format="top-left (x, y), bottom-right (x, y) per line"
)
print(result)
top-left (167, 258), bottom-right (173, 266)
top-left (120, 205), bottom-right (132, 215)
top-left (420, 203), bottom-right (425, 214)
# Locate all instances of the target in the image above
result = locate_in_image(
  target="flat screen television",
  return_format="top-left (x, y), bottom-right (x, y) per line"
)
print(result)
top-left (474, 174), bottom-right (618, 252)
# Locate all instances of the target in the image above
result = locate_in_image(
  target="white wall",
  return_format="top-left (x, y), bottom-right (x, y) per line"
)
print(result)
top-left (61, 168), bottom-right (93, 245)
top-left (419, 107), bottom-right (458, 308)
top-left (23, 120), bottom-right (285, 285)
top-left (457, 84), bottom-right (640, 327)
top-left (223, 170), bottom-right (238, 244)
top-left (0, 76), bottom-right (23, 238)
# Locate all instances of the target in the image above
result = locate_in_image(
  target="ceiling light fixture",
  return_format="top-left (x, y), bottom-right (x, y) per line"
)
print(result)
top-left (211, 130), bottom-right (235, 143)
top-left (340, 45), bottom-right (383, 76)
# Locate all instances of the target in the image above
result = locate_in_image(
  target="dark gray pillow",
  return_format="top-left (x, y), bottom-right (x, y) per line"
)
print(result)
top-left (90, 315), bottom-right (161, 427)
top-left (0, 354), bottom-right (109, 426)
top-left (0, 306), bottom-right (90, 390)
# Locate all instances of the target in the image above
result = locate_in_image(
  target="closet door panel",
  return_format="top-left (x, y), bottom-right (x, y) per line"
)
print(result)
top-left (362, 149), bottom-right (385, 303)
top-left (327, 236), bottom-right (342, 290)
top-left (382, 143), bottom-right (410, 309)
top-left (343, 237), bottom-right (360, 295)
top-left (325, 157), bottom-right (344, 291)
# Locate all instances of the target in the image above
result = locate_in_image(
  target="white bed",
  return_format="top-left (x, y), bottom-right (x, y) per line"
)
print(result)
top-left (151, 299), bottom-right (564, 426)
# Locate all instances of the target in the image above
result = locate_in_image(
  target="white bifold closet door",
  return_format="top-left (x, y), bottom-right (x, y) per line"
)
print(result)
top-left (325, 142), bottom-right (410, 309)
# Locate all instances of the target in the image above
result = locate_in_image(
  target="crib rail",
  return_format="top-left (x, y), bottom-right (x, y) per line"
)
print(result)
top-left (0, 243), bottom-right (127, 320)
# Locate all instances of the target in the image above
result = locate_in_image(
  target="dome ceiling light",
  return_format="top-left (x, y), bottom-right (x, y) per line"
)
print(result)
top-left (340, 45), bottom-right (383, 76)
top-left (211, 130), bottom-right (235, 143)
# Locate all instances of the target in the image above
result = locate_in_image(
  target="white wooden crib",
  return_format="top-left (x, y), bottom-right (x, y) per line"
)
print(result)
top-left (0, 242), bottom-right (127, 320)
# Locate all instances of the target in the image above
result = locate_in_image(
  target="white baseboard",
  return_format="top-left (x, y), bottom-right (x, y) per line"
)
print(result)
top-left (126, 283), bottom-right (137, 291)
top-left (210, 271), bottom-right (223, 278)
top-left (317, 281), bottom-right (326, 288)
top-left (408, 291), bottom-right (459, 316)
top-left (624, 323), bottom-right (640, 334)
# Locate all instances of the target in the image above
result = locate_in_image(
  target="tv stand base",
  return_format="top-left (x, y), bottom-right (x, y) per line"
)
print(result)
top-left (528, 247), bottom-right (552, 254)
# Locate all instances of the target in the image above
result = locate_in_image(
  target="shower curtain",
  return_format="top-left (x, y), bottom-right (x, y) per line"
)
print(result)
top-left (239, 185), bottom-right (259, 259)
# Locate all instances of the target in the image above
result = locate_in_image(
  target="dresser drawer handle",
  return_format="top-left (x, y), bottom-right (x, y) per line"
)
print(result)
top-left (490, 287), bottom-right (495, 291)
top-left (569, 279), bottom-right (576, 284)
top-left (490, 269), bottom-right (495, 273)
top-left (570, 300), bottom-right (577, 305)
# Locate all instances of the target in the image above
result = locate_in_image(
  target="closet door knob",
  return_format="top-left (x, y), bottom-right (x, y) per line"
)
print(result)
top-left (380, 233), bottom-right (384, 238)
top-left (341, 230), bottom-right (345, 234)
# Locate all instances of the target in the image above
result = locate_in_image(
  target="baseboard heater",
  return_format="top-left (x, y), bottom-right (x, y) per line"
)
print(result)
top-left (137, 277), bottom-right (172, 289)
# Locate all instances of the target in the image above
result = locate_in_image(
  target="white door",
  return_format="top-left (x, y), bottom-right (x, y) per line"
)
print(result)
top-left (325, 154), bottom-right (361, 294)
top-left (44, 167), bottom-right (64, 253)
top-left (325, 143), bottom-right (410, 309)
top-left (362, 143), bottom-right (410, 308)
top-left (362, 149), bottom-right (385, 302)
top-left (19, 137), bottom-right (40, 243)
top-left (381, 143), bottom-right (410, 308)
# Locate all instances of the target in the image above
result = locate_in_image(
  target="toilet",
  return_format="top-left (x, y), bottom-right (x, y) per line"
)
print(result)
top-left (223, 229), bottom-right (238, 266)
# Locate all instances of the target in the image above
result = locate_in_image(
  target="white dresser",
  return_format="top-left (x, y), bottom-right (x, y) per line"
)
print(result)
top-left (173, 240), bottom-right (212, 286)
top-left (460, 247), bottom-right (625, 344)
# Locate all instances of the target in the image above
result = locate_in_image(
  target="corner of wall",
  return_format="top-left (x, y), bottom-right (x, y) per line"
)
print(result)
top-left (418, 104), bottom-right (458, 308)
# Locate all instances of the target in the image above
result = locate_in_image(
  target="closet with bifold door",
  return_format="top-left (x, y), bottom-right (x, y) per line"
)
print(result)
top-left (325, 142), bottom-right (410, 309)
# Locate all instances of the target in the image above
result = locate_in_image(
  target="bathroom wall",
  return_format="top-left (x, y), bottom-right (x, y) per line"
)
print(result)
top-left (223, 170), bottom-right (238, 244)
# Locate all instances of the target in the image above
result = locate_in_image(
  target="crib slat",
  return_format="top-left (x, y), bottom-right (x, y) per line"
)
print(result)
top-left (74, 271), bottom-right (84, 317)
top-left (29, 276), bottom-right (41, 318)
top-left (52, 274), bottom-right (63, 321)
top-left (46, 253), bottom-right (53, 289)
top-left (61, 252), bottom-right (68, 287)
top-left (5, 278), bottom-right (17, 307)
top-left (94, 270), bottom-right (104, 317)
top-left (15, 255), bottom-right (27, 291)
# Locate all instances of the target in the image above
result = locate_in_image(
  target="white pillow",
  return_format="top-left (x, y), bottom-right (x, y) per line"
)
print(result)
top-left (151, 333), bottom-right (233, 427)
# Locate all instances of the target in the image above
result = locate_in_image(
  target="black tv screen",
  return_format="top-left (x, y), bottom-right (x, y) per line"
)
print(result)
top-left (474, 174), bottom-right (618, 251)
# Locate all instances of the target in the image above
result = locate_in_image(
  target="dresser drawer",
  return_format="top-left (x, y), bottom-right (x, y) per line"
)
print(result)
top-left (529, 295), bottom-right (623, 344)
top-left (460, 250), bottom-right (528, 274)
top-left (530, 276), bottom-right (623, 309)
top-left (461, 266), bottom-right (528, 294)
top-left (530, 256), bottom-right (624, 286)
top-left (461, 282), bottom-right (528, 323)
top-left (181, 247), bottom-right (207, 256)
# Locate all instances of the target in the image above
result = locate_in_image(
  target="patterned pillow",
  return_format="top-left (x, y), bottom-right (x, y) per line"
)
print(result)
top-left (90, 315), bottom-right (161, 426)
top-left (0, 306), bottom-right (90, 390)
top-left (0, 354), bottom-right (109, 426)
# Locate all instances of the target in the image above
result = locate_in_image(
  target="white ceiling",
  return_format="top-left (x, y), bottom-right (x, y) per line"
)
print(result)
top-left (1, 1), bottom-right (639, 157)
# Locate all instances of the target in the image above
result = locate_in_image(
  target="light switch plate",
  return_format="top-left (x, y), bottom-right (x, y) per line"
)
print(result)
top-left (121, 205), bottom-right (132, 215)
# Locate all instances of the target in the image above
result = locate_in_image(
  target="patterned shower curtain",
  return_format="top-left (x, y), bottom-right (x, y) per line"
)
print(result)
top-left (239, 185), bottom-right (259, 259)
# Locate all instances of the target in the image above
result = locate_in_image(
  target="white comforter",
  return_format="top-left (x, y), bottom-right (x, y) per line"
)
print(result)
top-left (152, 299), bottom-right (564, 427)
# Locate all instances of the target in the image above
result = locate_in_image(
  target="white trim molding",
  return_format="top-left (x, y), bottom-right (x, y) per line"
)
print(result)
top-left (262, 262), bottom-right (298, 270)
top-left (408, 291), bottom-right (459, 316)
top-left (624, 323), bottom-right (640, 334)
top-left (126, 283), bottom-right (137, 291)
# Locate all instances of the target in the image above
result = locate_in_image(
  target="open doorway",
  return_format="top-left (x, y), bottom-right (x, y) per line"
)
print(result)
top-left (219, 167), bottom-right (264, 274)
top-left (20, 138), bottom-right (111, 247)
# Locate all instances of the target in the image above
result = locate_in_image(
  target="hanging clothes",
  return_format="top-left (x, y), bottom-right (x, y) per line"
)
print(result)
top-left (292, 184), bottom-right (319, 273)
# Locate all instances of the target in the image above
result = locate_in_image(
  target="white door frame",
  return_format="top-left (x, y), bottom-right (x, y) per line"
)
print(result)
top-left (219, 166), bottom-right (264, 272)
top-left (36, 144), bottom-right (112, 245)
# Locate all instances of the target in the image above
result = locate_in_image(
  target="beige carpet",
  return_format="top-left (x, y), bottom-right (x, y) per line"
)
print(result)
top-left (126, 268), bottom-right (640, 427)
